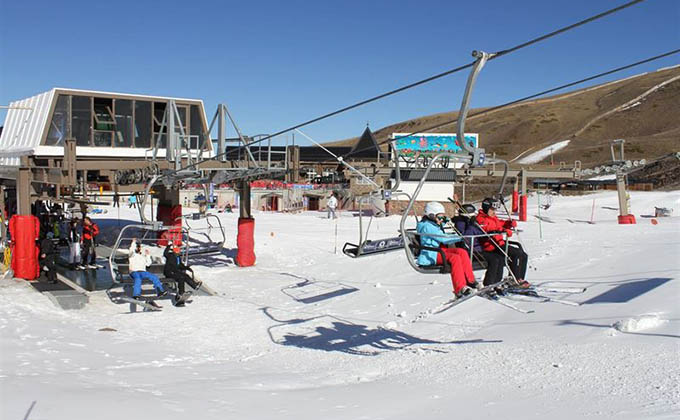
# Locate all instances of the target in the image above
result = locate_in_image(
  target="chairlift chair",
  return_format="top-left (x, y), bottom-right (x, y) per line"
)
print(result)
top-left (342, 194), bottom-right (404, 258)
top-left (107, 223), bottom-right (190, 300)
top-left (399, 152), bottom-right (510, 275)
top-left (176, 213), bottom-right (226, 256)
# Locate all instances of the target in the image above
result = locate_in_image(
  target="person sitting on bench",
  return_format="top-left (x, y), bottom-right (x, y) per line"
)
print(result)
top-left (417, 202), bottom-right (480, 298)
top-left (476, 197), bottom-right (529, 288)
top-left (128, 239), bottom-right (167, 300)
top-left (163, 244), bottom-right (202, 307)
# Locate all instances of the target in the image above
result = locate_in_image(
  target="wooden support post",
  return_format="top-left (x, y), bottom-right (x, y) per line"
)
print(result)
top-left (286, 145), bottom-right (300, 183)
top-left (17, 156), bottom-right (32, 215)
top-left (616, 173), bottom-right (629, 217)
top-left (64, 138), bottom-right (77, 186)
top-left (239, 181), bottom-right (252, 218)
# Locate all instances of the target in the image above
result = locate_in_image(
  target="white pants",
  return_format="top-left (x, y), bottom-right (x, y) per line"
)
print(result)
top-left (69, 242), bottom-right (81, 264)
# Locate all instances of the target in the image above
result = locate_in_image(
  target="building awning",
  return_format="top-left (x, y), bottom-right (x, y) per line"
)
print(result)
top-left (391, 168), bottom-right (457, 182)
top-left (303, 191), bottom-right (327, 198)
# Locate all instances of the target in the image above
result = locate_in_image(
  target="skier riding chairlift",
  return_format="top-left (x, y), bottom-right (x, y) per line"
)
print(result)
top-left (415, 201), bottom-right (481, 298)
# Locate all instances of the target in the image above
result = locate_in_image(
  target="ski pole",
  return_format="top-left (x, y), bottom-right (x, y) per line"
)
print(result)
top-left (590, 198), bottom-right (596, 224)
top-left (537, 191), bottom-right (543, 240)
top-left (334, 218), bottom-right (338, 255)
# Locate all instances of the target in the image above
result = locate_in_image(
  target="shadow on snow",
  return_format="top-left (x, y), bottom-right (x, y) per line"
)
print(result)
top-left (262, 308), bottom-right (501, 356)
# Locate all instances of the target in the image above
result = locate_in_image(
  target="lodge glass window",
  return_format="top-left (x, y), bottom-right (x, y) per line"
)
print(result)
top-left (72, 96), bottom-right (92, 146)
top-left (134, 100), bottom-right (151, 148)
top-left (93, 98), bottom-right (115, 147)
top-left (46, 95), bottom-right (69, 146)
top-left (114, 99), bottom-right (133, 147)
top-left (153, 102), bottom-right (167, 149)
top-left (190, 105), bottom-right (205, 150)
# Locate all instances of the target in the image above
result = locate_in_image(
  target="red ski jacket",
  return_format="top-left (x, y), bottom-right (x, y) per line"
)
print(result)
top-left (476, 210), bottom-right (515, 252)
top-left (82, 223), bottom-right (99, 241)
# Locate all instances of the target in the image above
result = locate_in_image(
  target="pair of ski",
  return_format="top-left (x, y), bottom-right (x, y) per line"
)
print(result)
top-left (503, 286), bottom-right (586, 307)
top-left (120, 291), bottom-right (192, 312)
top-left (432, 282), bottom-right (586, 315)
top-left (432, 278), bottom-right (520, 314)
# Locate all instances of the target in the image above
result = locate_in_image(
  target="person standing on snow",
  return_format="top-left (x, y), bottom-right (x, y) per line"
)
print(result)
top-left (417, 201), bottom-right (480, 298)
top-left (163, 244), bottom-right (202, 307)
top-left (80, 216), bottom-right (100, 268)
top-left (327, 192), bottom-right (338, 219)
top-left (128, 239), bottom-right (167, 300)
top-left (476, 197), bottom-right (529, 287)
top-left (67, 219), bottom-right (82, 269)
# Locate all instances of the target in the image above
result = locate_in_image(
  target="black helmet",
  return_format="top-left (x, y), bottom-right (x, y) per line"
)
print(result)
top-left (481, 197), bottom-right (500, 212)
top-left (461, 204), bottom-right (476, 215)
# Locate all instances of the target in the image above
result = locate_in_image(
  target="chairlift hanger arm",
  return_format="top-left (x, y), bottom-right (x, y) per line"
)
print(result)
top-left (457, 50), bottom-right (492, 166)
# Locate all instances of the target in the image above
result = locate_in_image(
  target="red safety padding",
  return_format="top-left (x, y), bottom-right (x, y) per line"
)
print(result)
top-left (512, 190), bottom-right (519, 214)
top-left (159, 227), bottom-right (183, 247)
top-left (519, 195), bottom-right (528, 222)
top-left (157, 204), bottom-right (182, 246)
top-left (9, 215), bottom-right (40, 280)
top-left (236, 217), bottom-right (256, 267)
top-left (618, 214), bottom-right (637, 224)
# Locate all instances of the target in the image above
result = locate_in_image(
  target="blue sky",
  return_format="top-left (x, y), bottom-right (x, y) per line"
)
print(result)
top-left (1, 0), bottom-right (678, 145)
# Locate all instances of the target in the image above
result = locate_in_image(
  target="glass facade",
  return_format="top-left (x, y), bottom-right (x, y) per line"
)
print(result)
top-left (41, 93), bottom-right (207, 152)
top-left (190, 105), bottom-right (205, 150)
top-left (153, 102), bottom-right (167, 149)
top-left (72, 96), bottom-right (91, 146)
top-left (46, 95), bottom-right (69, 146)
top-left (134, 101), bottom-right (152, 148)
top-left (114, 99), bottom-right (133, 147)
top-left (93, 98), bottom-right (115, 147)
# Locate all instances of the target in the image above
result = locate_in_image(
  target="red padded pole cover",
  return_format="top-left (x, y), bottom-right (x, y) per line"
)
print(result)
top-left (9, 215), bottom-right (40, 280)
top-left (157, 204), bottom-right (182, 246)
top-left (236, 217), bottom-right (256, 267)
top-left (519, 195), bottom-right (528, 222)
top-left (511, 190), bottom-right (519, 214)
top-left (618, 214), bottom-right (636, 224)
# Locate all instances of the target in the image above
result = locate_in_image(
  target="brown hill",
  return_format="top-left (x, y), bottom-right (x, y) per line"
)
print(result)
top-left (327, 65), bottom-right (680, 168)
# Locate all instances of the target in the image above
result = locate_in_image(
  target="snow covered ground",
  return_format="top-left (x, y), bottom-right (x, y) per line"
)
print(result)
top-left (1, 190), bottom-right (679, 419)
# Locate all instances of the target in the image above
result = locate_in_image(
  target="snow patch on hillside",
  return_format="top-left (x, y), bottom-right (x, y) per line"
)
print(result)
top-left (518, 140), bottom-right (570, 164)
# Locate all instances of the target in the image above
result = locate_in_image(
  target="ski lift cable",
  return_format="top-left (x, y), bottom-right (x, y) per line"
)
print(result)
top-left (344, 48), bottom-right (680, 159)
top-left (167, 0), bottom-right (648, 176)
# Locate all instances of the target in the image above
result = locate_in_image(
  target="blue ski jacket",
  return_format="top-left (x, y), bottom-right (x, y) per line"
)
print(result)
top-left (416, 218), bottom-right (462, 266)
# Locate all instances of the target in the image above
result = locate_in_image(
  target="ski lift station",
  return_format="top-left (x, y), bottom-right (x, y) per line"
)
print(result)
top-left (0, 88), bottom-right (390, 292)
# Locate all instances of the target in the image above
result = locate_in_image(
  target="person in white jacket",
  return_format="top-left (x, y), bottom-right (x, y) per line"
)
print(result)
top-left (128, 239), bottom-right (167, 299)
top-left (327, 192), bottom-right (338, 219)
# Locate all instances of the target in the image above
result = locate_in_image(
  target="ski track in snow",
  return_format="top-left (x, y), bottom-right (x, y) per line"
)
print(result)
top-left (1, 190), bottom-right (680, 419)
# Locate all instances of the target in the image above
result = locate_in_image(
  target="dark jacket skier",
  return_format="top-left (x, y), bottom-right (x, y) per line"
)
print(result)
top-left (40, 232), bottom-right (57, 283)
top-left (476, 197), bottom-right (529, 287)
top-left (163, 245), bottom-right (202, 306)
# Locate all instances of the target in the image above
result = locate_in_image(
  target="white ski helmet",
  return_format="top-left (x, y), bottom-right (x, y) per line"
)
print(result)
top-left (424, 201), bottom-right (446, 217)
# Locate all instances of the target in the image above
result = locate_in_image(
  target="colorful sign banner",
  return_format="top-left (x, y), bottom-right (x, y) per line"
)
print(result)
top-left (392, 132), bottom-right (479, 157)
